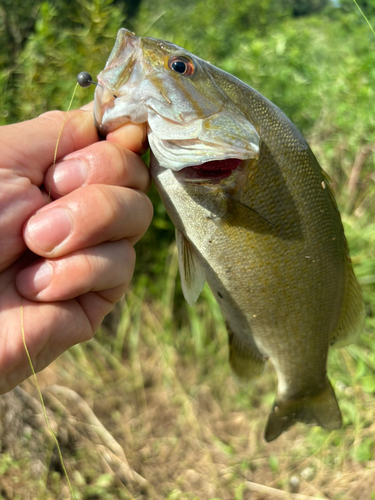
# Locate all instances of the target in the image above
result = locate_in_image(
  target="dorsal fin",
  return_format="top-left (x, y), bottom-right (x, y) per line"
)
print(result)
top-left (330, 259), bottom-right (365, 347)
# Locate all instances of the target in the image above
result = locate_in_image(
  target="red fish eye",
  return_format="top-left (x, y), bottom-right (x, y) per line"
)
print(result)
top-left (168, 56), bottom-right (195, 76)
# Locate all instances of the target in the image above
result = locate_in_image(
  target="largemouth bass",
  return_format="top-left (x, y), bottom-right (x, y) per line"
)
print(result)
top-left (94, 29), bottom-right (364, 441)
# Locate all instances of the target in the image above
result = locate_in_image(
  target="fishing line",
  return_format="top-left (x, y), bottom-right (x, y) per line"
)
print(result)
top-left (352, 0), bottom-right (375, 37)
top-left (349, 0), bottom-right (373, 455)
top-left (50, 82), bottom-right (80, 198)
top-left (341, 349), bottom-right (361, 450)
top-left (20, 299), bottom-right (76, 500)
top-left (141, 12), bottom-right (167, 37)
top-left (21, 81), bottom-right (83, 500)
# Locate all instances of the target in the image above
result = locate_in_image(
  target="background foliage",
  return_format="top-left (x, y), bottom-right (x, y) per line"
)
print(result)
top-left (1, 1), bottom-right (375, 499)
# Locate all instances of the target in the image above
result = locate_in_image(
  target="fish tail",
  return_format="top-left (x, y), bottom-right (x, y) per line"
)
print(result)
top-left (264, 379), bottom-right (342, 442)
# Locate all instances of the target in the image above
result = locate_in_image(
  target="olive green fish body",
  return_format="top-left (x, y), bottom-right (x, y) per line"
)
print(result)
top-left (94, 29), bottom-right (364, 441)
top-left (151, 136), bottom-right (344, 440)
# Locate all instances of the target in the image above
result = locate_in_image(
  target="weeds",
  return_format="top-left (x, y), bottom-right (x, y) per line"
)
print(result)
top-left (1, 1), bottom-right (375, 499)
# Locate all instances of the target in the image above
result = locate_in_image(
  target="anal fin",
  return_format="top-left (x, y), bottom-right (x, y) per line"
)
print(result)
top-left (227, 324), bottom-right (267, 383)
top-left (176, 229), bottom-right (206, 306)
top-left (264, 379), bottom-right (342, 442)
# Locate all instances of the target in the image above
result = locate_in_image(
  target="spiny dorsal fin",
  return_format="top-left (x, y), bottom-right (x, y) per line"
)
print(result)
top-left (175, 229), bottom-right (206, 306)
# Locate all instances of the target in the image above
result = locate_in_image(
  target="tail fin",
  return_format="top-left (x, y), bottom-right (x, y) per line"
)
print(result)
top-left (264, 379), bottom-right (342, 442)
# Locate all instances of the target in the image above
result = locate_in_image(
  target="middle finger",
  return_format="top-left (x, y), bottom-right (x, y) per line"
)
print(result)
top-left (24, 184), bottom-right (154, 257)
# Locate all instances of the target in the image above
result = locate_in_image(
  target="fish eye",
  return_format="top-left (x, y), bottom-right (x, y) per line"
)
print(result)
top-left (168, 56), bottom-right (195, 76)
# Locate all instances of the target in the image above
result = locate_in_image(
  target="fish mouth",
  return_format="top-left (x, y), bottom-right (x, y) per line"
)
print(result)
top-left (178, 158), bottom-right (242, 182)
top-left (94, 30), bottom-right (150, 135)
top-left (94, 113), bottom-right (242, 181)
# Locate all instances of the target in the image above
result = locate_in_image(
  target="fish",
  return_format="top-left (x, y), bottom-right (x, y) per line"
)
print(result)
top-left (93, 28), bottom-right (365, 441)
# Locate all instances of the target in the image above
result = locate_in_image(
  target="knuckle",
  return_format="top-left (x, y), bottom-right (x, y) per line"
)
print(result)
top-left (136, 190), bottom-right (154, 223)
top-left (142, 170), bottom-right (153, 194)
top-left (143, 193), bottom-right (154, 226)
top-left (146, 196), bottom-right (154, 224)
top-left (80, 253), bottom-right (95, 278)
top-left (125, 240), bottom-right (136, 267)
top-left (88, 184), bottom-right (118, 216)
top-left (38, 110), bottom-right (66, 123)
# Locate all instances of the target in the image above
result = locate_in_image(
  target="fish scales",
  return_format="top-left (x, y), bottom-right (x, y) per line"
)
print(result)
top-left (94, 29), bottom-right (364, 441)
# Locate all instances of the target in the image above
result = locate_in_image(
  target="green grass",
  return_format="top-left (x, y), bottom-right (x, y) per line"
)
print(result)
top-left (1, 1), bottom-right (375, 498)
top-left (1, 233), bottom-right (375, 499)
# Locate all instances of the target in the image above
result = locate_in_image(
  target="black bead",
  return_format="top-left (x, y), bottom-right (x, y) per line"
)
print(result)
top-left (77, 71), bottom-right (93, 88)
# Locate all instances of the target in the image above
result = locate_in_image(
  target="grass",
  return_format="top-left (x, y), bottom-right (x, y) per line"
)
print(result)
top-left (1, 224), bottom-right (375, 499)
top-left (1, 5), bottom-right (375, 495)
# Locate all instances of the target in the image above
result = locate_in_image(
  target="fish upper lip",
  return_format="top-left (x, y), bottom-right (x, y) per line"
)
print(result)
top-left (95, 99), bottom-right (219, 136)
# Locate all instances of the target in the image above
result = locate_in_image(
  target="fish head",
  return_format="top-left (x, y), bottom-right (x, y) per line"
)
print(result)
top-left (94, 28), bottom-right (260, 173)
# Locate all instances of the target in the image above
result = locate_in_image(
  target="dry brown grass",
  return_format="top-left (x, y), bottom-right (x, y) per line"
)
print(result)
top-left (1, 264), bottom-right (375, 500)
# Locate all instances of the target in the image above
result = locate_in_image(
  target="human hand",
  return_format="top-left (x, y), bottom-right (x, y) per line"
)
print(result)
top-left (0, 106), bottom-right (153, 394)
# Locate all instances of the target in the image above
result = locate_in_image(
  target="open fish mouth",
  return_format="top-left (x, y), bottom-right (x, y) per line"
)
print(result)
top-left (97, 115), bottom-right (242, 182)
top-left (179, 158), bottom-right (242, 181)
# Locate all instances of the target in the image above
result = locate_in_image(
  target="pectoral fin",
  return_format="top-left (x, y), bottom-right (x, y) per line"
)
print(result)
top-left (176, 229), bottom-right (206, 306)
top-left (264, 379), bottom-right (342, 442)
top-left (227, 324), bottom-right (267, 383)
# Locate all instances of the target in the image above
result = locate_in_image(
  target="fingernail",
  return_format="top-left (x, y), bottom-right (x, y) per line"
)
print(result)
top-left (53, 159), bottom-right (88, 193)
top-left (26, 207), bottom-right (72, 252)
top-left (17, 262), bottom-right (52, 295)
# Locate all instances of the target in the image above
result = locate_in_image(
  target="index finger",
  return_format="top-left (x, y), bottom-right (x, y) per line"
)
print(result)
top-left (0, 109), bottom-right (98, 186)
